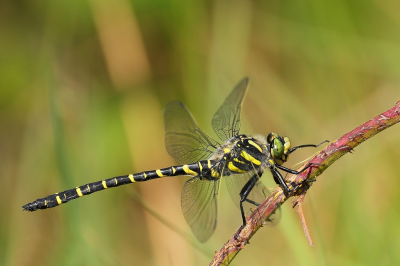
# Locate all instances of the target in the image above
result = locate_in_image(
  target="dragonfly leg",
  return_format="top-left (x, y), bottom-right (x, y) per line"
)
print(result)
top-left (271, 168), bottom-right (291, 193)
top-left (274, 163), bottom-right (322, 193)
top-left (275, 162), bottom-right (318, 175)
top-left (245, 198), bottom-right (260, 206)
top-left (287, 140), bottom-right (329, 154)
top-left (234, 173), bottom-right (266, 241)
top-left (239, 174), bottom-right (260, 226)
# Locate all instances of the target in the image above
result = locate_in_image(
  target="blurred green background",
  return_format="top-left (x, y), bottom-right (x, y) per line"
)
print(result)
top-left (1, 0), bottom-right (400, 265)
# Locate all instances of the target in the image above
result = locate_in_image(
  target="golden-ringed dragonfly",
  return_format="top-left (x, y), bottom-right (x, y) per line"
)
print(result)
top-left (22, 78), bottom-right (328, 242)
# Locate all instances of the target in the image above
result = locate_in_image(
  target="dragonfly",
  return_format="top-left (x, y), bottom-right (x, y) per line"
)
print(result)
top-left (22, 77), bottom-right (327, 242)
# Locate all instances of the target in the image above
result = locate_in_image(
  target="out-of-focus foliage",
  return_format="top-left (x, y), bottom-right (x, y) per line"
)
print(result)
top-left (1, 0), bottom-right (400, 265)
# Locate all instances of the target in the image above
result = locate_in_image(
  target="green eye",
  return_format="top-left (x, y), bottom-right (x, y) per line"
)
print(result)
top-left (271, 138), bottom-right (284, 158)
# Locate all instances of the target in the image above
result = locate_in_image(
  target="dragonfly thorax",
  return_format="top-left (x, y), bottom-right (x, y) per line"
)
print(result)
top-left (208, 134), bottom-right (271, 175)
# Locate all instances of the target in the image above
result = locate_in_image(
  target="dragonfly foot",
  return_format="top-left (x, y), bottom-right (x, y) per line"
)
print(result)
top-left (234, 224), bottom-right (245, 242)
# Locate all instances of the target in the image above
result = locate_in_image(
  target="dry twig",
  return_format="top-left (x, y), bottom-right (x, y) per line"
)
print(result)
top-left (293, 192), bottom-right (313, 246)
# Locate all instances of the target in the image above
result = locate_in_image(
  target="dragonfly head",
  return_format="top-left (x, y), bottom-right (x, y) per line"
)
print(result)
top-left (267, 133), bottom-right (291, 165)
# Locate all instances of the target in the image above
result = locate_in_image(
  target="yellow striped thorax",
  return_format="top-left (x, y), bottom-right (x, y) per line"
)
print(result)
top-left (211, 168), bottom-right (220, 178)
top-left (215, 135), bottom-right (268, 175)
top-left (267, 132), bottom-right (291, 165)
top-left (240, 150), bottom-right (261, 165)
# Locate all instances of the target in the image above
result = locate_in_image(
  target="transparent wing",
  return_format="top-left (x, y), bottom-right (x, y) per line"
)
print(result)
top-left (225, 171), bottom-right (281, 223)
top-left (211, 77), bottom-right (249, 141)
top-left (164, 101), bottom-right (220, 165)
top-left (181, 177), bottom-right (221, 242)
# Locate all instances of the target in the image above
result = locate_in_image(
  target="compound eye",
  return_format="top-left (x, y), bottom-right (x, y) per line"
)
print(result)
top-left (271, 138), bottom-right (284, 159)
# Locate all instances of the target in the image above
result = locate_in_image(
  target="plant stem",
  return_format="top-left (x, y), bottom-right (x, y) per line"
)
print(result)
top-left (210, 100), bottom-right (400, 266)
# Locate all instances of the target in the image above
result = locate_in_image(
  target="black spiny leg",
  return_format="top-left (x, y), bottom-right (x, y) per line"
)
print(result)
top-left (271, 168), bottom-right (291, 192)
top-left (239, 174), bottom-right (260, 226)
top-left (273, 162), bottom-right (321, 193)
top-left (244, 198), bottom-right (260, 207)
top-left (275, 162), bottom-right (315, 176)
top-left (288, 140), bottom-right (329, 155)
top-left (234, 173), bottom-right (262, 240)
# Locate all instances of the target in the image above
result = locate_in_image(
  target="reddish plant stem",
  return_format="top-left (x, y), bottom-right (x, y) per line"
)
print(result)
top-left (210, 101), bottom-right (400, 266)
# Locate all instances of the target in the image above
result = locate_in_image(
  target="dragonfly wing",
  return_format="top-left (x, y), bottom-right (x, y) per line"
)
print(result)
top-left (164, 101), bottom-right (220, 165)
top-left (181, 176), bottom-right (220, 242)
top-left (211, 77), bottom-right (249, 141)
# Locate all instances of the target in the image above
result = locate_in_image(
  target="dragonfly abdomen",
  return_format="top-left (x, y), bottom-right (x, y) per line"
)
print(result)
top-left (22, 160), bottom-right (215, 212)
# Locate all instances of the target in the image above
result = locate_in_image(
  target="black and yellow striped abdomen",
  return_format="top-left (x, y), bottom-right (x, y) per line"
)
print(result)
top-left (22, 160), bottom-right (216, 212)
top-left (22, 136), bottom-right (269, 212)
